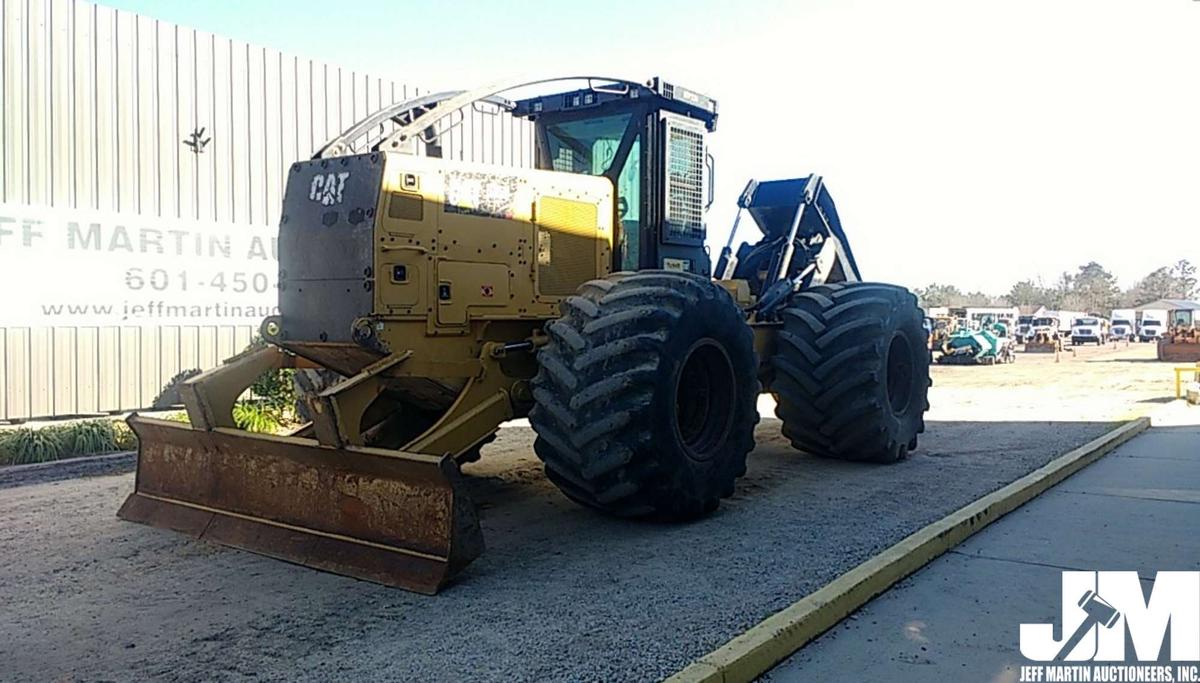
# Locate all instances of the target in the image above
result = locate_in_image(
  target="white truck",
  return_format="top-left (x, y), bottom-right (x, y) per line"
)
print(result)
top-left (1030, 316), bottom-right (1059, 339)
top-left (1071, 315), bottom-right (1108, 345)
top-left (1139, 310), bottom-right (1168, 342)
top-left (1056, 311), bottom-right (1085, 335)
top-left (1109, 309), bottom-right (1136, 342)
top-left (1016, 315), bottom-right (1035, 343)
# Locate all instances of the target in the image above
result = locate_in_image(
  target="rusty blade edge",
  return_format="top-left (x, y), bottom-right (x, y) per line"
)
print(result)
top-left (133, 491), bottom-right (449, 563)
top-left (130, 415), bottom-right (447, 467)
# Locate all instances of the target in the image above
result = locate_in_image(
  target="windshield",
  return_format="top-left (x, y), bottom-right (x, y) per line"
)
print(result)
top-left (1143, 320), bottom-right (1161, 327)
top-left (545, 114), bottom-right (632, 176)
top-left (544, 113), bottom-right (642, 270)
top-left (1018, 316), bottom-right (1034, 324)
top-left (1033, 318), bottom-right (1056, 326)
top-left (1112, 319), bottom-right (1132, 327)
top-left (1076, 318), bottom-right (1098, 326)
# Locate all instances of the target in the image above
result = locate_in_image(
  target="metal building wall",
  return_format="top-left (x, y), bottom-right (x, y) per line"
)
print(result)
top-left (0, 325), bottom-right (256, 419)
top-left (0, 0), bottom-right (534, 420)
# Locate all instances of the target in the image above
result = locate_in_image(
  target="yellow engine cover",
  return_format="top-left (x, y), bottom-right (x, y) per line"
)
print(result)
top-left (373, 154), bottom-right (614, 330)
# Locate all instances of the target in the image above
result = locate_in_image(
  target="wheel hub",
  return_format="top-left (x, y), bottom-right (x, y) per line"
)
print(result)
top-left (885, 333), bottom-right (915, 415)
top-left (673, 339), bottom-right (737, 462)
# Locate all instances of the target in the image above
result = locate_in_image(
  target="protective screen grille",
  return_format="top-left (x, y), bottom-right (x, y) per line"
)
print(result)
top-left (665, 119), bottom-right (704, 242)
top-left (536, 196), bottom-right (599, 296)
top-left (552, 148), bottom-right (578, 173)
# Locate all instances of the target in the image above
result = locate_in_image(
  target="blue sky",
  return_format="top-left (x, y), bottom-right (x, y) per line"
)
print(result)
top-left (101, 0), bottom-right (1200, 294)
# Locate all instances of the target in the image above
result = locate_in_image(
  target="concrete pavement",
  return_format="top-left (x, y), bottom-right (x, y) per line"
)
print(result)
top-left (768, 407), bottom-right (1200, 682)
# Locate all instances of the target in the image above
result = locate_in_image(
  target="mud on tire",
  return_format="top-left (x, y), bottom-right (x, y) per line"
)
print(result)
top-left (529, 270), bottom-right (759, 520)
top-left (771, 282), bottom-right (930, 463)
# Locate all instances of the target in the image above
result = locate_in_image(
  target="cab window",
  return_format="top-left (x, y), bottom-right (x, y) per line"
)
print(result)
top-left (544, 114), bottom-right (642, 271)
top-left (545, 114), bottom-right (631, 175)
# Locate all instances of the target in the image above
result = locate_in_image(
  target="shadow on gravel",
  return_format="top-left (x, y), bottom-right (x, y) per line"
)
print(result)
top-left (465, 419), bottom-right (1122, 564)
top-left (0, 417), bottom-right (1128, 683)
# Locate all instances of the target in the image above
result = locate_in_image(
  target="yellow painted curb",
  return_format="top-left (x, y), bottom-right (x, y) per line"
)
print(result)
top-left (666, 417), bottom-right (1152, 683)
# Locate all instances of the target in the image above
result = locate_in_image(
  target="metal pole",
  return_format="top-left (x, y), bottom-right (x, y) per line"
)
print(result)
top-left (717, 208), bottom-right (745, 280)
top-left (769, 174), bottom-right (822, 285)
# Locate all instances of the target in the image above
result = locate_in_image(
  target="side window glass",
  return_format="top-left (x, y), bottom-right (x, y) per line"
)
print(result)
top-left (617, 136), bottom-right (640, 271)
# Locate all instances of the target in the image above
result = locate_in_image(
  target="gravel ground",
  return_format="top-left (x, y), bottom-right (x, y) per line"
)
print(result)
top-left (0, 343), bottom-right (1174, 682)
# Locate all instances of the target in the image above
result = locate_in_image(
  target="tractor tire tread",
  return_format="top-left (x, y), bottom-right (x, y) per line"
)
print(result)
top-left (771, 281), bottom-right (930, 463)
top-left (530, 270), bottom-right (758, 519)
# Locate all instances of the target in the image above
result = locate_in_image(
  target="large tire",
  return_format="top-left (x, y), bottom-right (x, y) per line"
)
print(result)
top-left (771, 282), bottom-right (930, 463)
top-left (529, 270), bottom-right (759, 519)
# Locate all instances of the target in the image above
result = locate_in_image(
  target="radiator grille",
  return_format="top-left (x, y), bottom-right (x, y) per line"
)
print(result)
top-left (664, 119), bottom-right (705, 242)
top-left (536, 197), bottom-right (599, 296)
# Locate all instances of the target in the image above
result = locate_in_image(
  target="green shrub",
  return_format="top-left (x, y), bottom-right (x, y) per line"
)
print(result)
top-left (0, 431), bottom-right (16, 465)
top-left (0, 419), bottom-right (141, 467)
top-left (152, 368), bottom-right (201, 409)
top-left (6, 428), bottom-right (66, 465)
top-left (112, 421), bottom-right (138, 451)
top-left (233, 401), bottom-right (283, 434)
top-left (62, 420), bottom-right (118, 456)
top-left (252, 369), bottom-right (296, 413)
top-left (244, 335), bottom-right (296, 415)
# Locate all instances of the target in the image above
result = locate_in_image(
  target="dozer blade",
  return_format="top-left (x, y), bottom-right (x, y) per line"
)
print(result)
top-left (1158, 342), bottom-right (1200, 363)
top-left (118, 415), bottom-right (483, 594)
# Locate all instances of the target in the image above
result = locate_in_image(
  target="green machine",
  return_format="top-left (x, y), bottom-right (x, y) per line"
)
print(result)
top-left (937, 318), bottom-right (1016, 365)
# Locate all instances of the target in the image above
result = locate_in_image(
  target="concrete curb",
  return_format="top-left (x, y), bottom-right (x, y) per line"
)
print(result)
top-left (0, 450), bottom-right (135, 474)
top-left (665, 417), bottom-right (1152, 683)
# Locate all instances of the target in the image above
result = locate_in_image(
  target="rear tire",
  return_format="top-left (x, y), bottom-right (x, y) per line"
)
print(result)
top-left (771, 282), bottom-right (930, 463)
top-left (529, 271), bottom-right (759, 519)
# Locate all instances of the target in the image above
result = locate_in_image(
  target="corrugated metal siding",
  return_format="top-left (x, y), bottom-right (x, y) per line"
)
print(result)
top-left (0, 0), bottom-right (535, 420)
top-left (2, 0), bottom-right (534, 219)
top-left (0, 325), bottom-right (256, 418)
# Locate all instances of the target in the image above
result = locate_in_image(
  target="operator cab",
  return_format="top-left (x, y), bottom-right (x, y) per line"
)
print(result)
top-left (512, 78), bottom-right (718, 276)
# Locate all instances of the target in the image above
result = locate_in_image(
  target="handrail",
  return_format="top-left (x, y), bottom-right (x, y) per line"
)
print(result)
top-left (315, 76), bottom-right (644, 159)
top-left (314, 90), bottom-right (511, 159)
